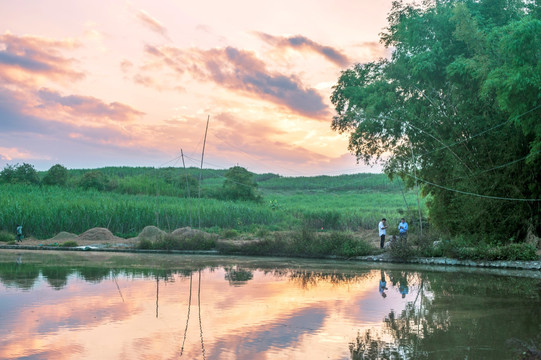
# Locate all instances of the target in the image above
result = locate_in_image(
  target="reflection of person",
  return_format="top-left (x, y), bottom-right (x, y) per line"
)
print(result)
top-left (398, 218), bottom-right (408, 242)
top-left (399, 277), bottom-right (409, 298)
top-left (379, 270), bottom-right (388, 298)
top-left (378, 218), bottom-right (387, 249)
top-left (16, 224), bottom-right (23, 242)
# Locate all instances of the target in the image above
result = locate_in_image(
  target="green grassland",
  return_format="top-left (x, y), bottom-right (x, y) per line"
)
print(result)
top-left (0, 167), bottom-right (424, 240)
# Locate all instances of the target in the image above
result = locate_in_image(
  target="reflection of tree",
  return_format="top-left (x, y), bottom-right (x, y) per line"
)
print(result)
top-left (349, 273), bottom-right (541, 359)
top-left (0, 263), bottom-right (40, 290)
top-left (42, 267), bottom-right (72, 290)
top-left (77, 267), bottom-right (111, 283)
top-left (350, 329), bottom-right (395, 359)
top-left (224, 266), bottom-right (253, 286)
top-left (290, 270), bottom-right (371, 289)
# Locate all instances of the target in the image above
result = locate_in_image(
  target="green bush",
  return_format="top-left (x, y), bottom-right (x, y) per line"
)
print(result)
top-left (0, 231), bottom-right (15, 242)
top-left (141, 233), bottom-right (216, 251)
top-left (138, 238), bottom-right (154, 249)
top-left (221, 229), bottom-right (239, 239)
top-left (388, 240), bottom-right (416, 261)
top-left (499, 243), bottom-right (537, 261)
top-left (61, 241), bottom-right (78, 247)
top-left (217, 230), bottom-right (376, 258)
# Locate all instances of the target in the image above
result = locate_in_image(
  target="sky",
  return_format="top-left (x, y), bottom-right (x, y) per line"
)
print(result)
top-left (0, 0), bottom-right (394, 176)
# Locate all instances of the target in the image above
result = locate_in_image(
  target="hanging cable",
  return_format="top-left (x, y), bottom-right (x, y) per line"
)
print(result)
top-left (404, 173), bottom-right (541, 202)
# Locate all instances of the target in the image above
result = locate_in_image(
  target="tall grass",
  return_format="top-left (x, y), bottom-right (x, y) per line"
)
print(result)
top-left (0, 184), bottom-right (285, 238)
top-left (0, 172), bottom-right (426, 239)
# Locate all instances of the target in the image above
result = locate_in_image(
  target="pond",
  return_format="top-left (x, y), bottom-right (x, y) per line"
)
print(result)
top-left (0, 250), bottom-right (540, 359)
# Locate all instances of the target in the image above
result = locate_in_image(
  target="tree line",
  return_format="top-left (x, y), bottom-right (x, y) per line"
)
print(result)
top-left (331, 0), bottom-right (541, 243)
top-left (0, 163), bottom-right (262, 202)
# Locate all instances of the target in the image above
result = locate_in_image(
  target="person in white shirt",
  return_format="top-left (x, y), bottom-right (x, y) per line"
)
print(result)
top-left (378, 218), bottom-right (387, 249)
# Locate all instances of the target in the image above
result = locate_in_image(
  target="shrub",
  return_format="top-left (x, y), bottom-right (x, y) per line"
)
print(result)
top-left (79, 170), bottom-right (111, 191)
top-left (222, 229), bottom-right (239, 239)
top-left (388, 240), bottom-right (416, 261)
top-left (499, 243), bottom-right (537, 261)
top-left (61, 241), bottom-right (78, 247)
top-left (138, 238), bottom-right (154, 250)
top-left (0, 231), bottom-right (15, 242)
top-left (149, 233), bottom-right (216, 251)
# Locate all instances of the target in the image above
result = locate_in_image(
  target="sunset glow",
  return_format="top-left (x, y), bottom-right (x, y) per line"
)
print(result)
top-left (0, 0), bottom-right (393, 175)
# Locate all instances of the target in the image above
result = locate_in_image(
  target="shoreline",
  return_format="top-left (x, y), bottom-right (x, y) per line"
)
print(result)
top-left (2, 244), bottom-right (540, 271)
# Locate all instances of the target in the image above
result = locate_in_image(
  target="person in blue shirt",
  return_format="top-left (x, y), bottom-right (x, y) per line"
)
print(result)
top-left (398, 218), bottom-right (408, 242)
top-left (16, 224), bottom-right (23, 242)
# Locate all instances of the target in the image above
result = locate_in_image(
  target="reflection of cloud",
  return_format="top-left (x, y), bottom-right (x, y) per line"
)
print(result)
top-left (0, 33), bottom-right (83, 84)
top-left (135, 9), bottom-right (170, 40)
top-left (36, 88), bottom-right (144, 122)
top-left (256, 32), bottom-right (350, 67)
top-left (143, 45), bottom-right (330, 119)
top-left (208, 307), bottom-right (327, 360)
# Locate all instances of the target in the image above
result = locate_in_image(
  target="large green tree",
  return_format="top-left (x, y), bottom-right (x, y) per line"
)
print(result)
top-left (42, 164), bottom-right (69, 186)
top-left (0, 163), bottom-right (40, 185)
top-left (331, 0), bottom-right (541, 242)
top-left (222, 166), bottom-right (262, 202)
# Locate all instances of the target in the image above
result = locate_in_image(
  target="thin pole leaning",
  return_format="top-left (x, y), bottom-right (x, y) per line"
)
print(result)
top-left (198, 115), bottom-right (210, 229)
top-left (181, 149), bottom-right (193, 229)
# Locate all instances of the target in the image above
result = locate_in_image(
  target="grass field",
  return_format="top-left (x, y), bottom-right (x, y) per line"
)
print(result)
top-left (0, 169), bottom-right (426, 240)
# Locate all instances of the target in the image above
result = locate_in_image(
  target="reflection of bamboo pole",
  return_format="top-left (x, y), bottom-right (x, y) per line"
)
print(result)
top-left (198, 115), bottom-right (210, 229)
top-left (180, 273), bottom-right (193, 357)
top-left (156, 276), bottom-right (159, 318)
top-left (198, 270), bottom-right (206, 360)
top-left (113, 274), bottom-right (124, 303)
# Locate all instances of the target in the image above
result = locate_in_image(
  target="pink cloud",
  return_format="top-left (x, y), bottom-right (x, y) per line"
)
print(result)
top-left (135, 10), bottom-right (170, 40)
top-left (142, 45), bottom-right (330, 119)
top-left (0, 33), bottom-right (84, 85)
top-left (256, 32), bottom-right (350, 67)
top-left (36, 88), bottom-right (144, 123)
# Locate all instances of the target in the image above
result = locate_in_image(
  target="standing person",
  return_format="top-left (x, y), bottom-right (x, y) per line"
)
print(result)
top-left (378, 218), bottom-right (387, 249)
top-left (398, 218), bottom-right (408, 242)
top-left (16, 224), bottom-right (23, 242)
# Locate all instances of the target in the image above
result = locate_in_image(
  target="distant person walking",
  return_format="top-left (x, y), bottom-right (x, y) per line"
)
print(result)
top-left (378, 218), bottom-right (387, 249)
top-left (16, 224), bottom-right (23, 242)
top-left (398, 218), bottom-right (408, 242)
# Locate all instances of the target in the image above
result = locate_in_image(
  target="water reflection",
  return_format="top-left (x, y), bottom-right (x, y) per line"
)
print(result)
top-left (0, 254), bottom-right (540, 359)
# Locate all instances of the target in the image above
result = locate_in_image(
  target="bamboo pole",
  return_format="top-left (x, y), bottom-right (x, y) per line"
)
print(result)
top-left (198, 115), bottom-right (210, 229)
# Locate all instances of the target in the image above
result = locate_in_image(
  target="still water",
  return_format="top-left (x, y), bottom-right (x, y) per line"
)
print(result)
top-left (0, 251), bottom-right (540, 359)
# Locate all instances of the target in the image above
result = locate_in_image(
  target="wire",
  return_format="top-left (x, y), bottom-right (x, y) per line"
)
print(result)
top-left (419, 103), bottom-right (541, 157)
top-left (453, 150), bottom-right (541, 180)
top-left (404, 172), bottom-right (541, 202)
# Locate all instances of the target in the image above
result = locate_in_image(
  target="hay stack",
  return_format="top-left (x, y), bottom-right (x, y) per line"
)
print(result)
top-left (138, 226), bottom-right (166, 241)
top-left (77, 227), bottom-right (122, 241)
top-left (171, 227), bottom-right (213, 239)
top-left (50, 231), bottom-right (78, 241)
